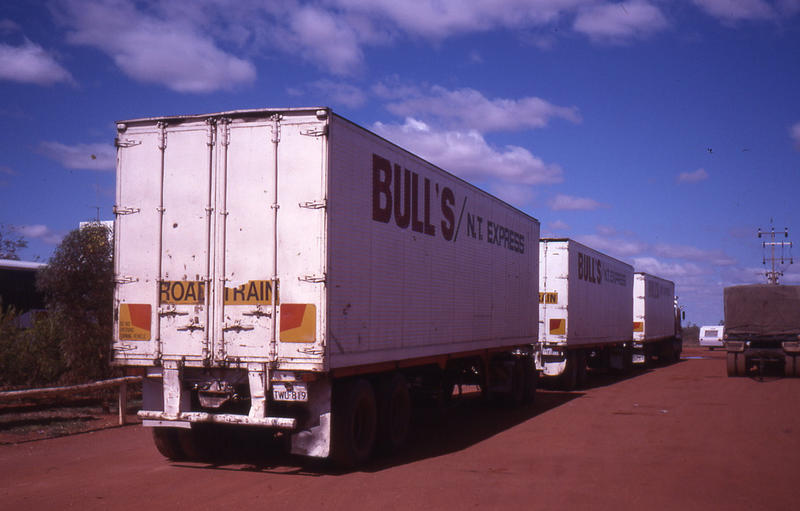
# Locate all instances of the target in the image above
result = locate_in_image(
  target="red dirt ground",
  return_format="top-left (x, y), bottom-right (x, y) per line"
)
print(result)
top-left (1, 346), bottom-right (797, 510)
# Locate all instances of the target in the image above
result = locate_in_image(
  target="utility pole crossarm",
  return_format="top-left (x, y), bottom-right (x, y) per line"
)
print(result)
top-left (758, 220), bottom-right (793, 285)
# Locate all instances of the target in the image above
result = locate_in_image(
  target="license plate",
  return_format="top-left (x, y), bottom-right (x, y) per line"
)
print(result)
top-left (272, 382), bottom-right (308, 402)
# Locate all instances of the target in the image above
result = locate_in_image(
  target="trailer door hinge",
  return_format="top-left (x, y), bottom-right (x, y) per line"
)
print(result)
top-left (115, 138), bottom-right (142, 148)
top-left (299, 273), bottom-right (327, 284)
top-left (300, 125), bottom-right (328, 137)
top-left (299, 199), bottom-right (327, 209)
top-left (115, 275), bottom-right (139, 284)
top-left (113, 205), bottom-right (141, 216)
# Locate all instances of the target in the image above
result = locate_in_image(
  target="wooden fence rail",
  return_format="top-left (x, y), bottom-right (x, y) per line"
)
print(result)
top-left (0, 376), bottom-right (142, 425)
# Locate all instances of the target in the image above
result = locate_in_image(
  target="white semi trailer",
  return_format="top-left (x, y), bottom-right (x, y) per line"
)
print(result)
top-left (111, 107), bottom-right (540, 467)
top-left (536, 239), bottom-right (634, 388)
top-left (632, 272), bottom-right (682, 364)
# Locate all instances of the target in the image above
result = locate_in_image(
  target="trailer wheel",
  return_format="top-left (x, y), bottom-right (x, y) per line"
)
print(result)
top-left (560, 352), bottom-right (579, 391)
top-left (785, 355), bottom-right (798, 378)
top-left (151, 427), bottom-right (186, 461)
top-left (726, 352), bottom-right (738, 377)
top-left (574, 350), bottom-right (588, 388)
top-left (524, 358), bottom-right (538, 405)
top-left (332, 379), bottom-right (377, 468)
top-left (504, 357), bottom-right (527, 407)
top-left (622, 344), bottom-right (634, 373)
top-left (376, 373), bottom-right (412, 454)
top-left (176, 425), bottom-right (217, 462)
top-left (736, 352), bottom-right (747, 376)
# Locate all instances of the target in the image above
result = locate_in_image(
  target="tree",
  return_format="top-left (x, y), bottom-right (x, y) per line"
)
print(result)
top-left (682, 323), bottom-right (700, 345)
top-left (36, 223), bottom-right (114, 383)
top-left (0, 224), bottom-right (27, 260)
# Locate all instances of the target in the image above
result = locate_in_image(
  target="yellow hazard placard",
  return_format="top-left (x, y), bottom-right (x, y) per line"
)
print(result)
top-left (539, 292), bottom-right (558, 304)
top-left (119, 303), bottom-right (151, 341)
top-left (280, 303), bottom-right (316, 343)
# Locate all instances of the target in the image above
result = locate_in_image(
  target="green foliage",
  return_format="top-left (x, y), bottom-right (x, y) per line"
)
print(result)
top-left (0, 224), bottom-right (27, 260)
top-left (0, 308), bottom-right (66, 387)
top-left (682, 323), bottom-right (700, 344)
top-left (36, 223), bottom-right (115, 384)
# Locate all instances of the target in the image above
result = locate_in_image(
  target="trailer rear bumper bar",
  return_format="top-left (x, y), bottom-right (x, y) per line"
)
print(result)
top-left (138, 410), bottom-right (297, 429)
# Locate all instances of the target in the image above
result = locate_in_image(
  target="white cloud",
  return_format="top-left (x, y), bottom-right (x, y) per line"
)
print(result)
top-left (0, 39), bottom-right (74, 86)
top-left (549, 193), bottom-right (607, 211)
top-left (652, 243), bottom-right (737, 265)
top-left (596, 225), bottom-right (619, 236)
top-left (39, 141), bottom-right (116, 171)
top-left (791, 122), bottom-right (800, 150)
top-left (632, 256), bottom-right (706, 278)
top-left (285, 6), bottom-right (365, 75)
top-left (678, 167), bottom-right (709, 183)
top-left (330, 0), bottom-right (589, 39)
top-left (13, 224), bottom-right (63, 245)
top-left (385, 86), bottom-right (581, 133)
top-left (0, 165), bottom-right (17, 176)
top-left (691, 0), bottom-right (775, 22)
top-left (575, 233), bottom-right (647, 258)
top-left (487, 183), bottom-right (535, 208)
top-left (372, 78), bottom-right (424, 100)
top-left (548, 219), bottom-right (571, 232)
top-left (573, 1), bottom-right (669, 42)
top-left (373, 117), bottom-right (563, 185)
top-left (55, 0), bottom-right (256, 93)
top-left (296, 80), bottom-right (367, 108)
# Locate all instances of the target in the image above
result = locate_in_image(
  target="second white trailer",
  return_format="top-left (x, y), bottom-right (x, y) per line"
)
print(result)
top-left (537, 238), bottom-right (634, 387)
top-left (632, 272), bottom-right (682, 364)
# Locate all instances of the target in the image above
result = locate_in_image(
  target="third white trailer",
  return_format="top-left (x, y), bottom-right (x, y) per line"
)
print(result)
top-left (537, 238), bottom-right (634, 387)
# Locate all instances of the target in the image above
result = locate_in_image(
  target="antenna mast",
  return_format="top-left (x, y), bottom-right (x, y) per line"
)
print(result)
top-left (758, 219), bottom-right (793, 284)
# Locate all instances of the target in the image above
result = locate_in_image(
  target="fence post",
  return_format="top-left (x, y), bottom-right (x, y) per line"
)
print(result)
top-left (118, 380), bottom-right (128, 426)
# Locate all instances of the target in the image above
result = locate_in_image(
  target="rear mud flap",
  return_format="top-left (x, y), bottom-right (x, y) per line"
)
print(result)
top-left (290, 377), bottom-right (332, 458)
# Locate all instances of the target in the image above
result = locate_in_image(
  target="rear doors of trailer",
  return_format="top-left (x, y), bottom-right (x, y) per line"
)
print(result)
top-left (113, 110), bottom-right (329, 371)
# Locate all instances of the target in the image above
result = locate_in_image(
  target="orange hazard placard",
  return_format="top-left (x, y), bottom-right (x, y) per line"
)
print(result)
top-left (280, 304), bottom-right (316, 343)
top-left (119, 303), bottom-right (151, 341)
top-left (633, 321), bottom-right (644, 332)
top-left (549, 318), bottom-right (566, 335)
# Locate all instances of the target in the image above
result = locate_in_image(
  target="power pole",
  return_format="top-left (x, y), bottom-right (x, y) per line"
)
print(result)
top-left (758, 220), bottom-right (793, 285)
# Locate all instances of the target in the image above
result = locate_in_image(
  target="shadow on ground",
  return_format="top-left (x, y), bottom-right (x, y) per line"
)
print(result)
top-left (172, 388), bottom-right (583, 476)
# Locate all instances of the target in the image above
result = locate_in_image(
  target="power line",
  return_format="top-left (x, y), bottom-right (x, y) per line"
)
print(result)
top-left (758, 219), bottom-right (793, 285)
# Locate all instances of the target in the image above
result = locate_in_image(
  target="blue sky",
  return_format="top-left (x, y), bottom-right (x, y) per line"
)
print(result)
top-left (1, 0), bottom-right (799, 326)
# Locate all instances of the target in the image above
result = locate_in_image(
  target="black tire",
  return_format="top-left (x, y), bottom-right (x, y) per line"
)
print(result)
top-left (560, 351), bottom-right (578, 391)
top-left (574, 349), bottom-right (588, 388)
top-left (726, 352), bottom-right (738, 377)
top-left (622, 344), bottom-right (634, 373)
top-left (524, 358), bottom-right (538, 405)
top-left (176, 426), bottom-right (217, 462)
top-left (504, 357), bottom-right (527, 407)
top-left (736, 352), bottom-right (747, 376)
top-left (785, 355), bottom-right (797, 378)
top-left (376, 373), bottom-right (412, 454)
top-left (332, 379), bottom-right (377, 469)
top-left (152, 427), bottom-right (186, 461)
